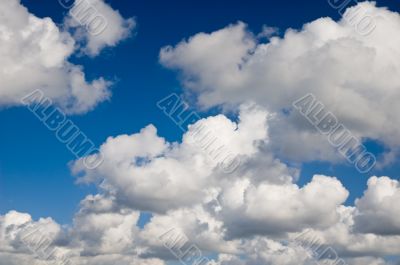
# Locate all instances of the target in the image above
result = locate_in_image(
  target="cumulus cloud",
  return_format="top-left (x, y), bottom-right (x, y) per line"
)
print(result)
top-left (0, 204), bottom-right (166, 265)
top-left (160, 2), bottom-right (400, 165)
top-left (67, 103), bottom-right (351, 252)
top-left (67, 104), bottom-right (400, 264)
top-left (0, 0), bottom-right (113, 114)
top-left (0, 211), bottom-right (64, 261)
top-left (71, 195), bottom-right (141, 256)
top-left (72, 103), bottom-right (271, 213)
top-left (220, 175), bottom-right (348, 238)
top-left (68, 102), bottom-right (400, 262)
top-left (1, 175), bottom-right (400, 264)
top-left (64, 0), bottom-right (136, 56)
top-left (290, 203), bottom-right (400, 259)
top-left (353, 176), bottom-right (400, 235)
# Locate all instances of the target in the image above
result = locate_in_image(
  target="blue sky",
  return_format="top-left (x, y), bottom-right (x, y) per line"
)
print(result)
top-left (1, 1), bottom-right (400, 264)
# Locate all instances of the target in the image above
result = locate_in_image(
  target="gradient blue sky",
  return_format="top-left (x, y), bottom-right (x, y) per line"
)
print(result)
top-left (0, 0), bottom-right (398, 226)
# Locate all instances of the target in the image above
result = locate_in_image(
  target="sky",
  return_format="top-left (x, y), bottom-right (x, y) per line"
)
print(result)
top-left (0, 0), bottom-right (400, 265)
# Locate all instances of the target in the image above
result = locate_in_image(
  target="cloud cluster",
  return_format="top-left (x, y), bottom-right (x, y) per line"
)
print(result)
top-left (160, 2), bottom-right (400, 165)
top-left (0, 0), bottom-right (133, 114)
top-left (2, 111), bottom-right (400, 263)
top-left (353, 176), bottom-right (400, 235)
top-left (1, 106), bottom-right (400, 263)
top-left (70, 101), bottom-right (400, 261)
top-left (72, 103), bottom-right (270, 213)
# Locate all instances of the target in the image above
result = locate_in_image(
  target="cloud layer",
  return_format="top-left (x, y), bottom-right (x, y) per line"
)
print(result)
top-left (2, 102), bottom-right (400, 264)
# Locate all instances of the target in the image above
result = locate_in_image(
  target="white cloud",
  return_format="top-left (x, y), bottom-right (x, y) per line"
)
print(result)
top-left (209, 239), bottom-right (314, 265)
top-left (160, 2), bottom-right (400, 165)
top-left (65, 0), bottom-right (136, 56)
top-left (353, 176), bottom-right (400, 235)
top-left (71, 103), bottom-right (351, 241)
top-left (0, 211), bottom-right (62, 257)
top-left (72, 103), bottom-right (270, 213)
top-left (67, 104), bottom-right (400, 263)
top-left (1, 175), bottom-right (400, 264)
top-left (0, 0), bottom-right (113, 114)
top-left (291, 203), bottom-right (400, 258)
top-left (0, 205), bottom-right (166, 265)
top-left (220, 175), bottom-right (349, 238)
top-left (71, 194), bottom-right (141, 256)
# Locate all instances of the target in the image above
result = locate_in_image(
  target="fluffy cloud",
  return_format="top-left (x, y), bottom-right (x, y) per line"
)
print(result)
top-left (353, 176), bottom-right (400, 235)
top-left (68, 104), bottom-right (400, 263)
top-left (64, 0), bottom-right (135, 56)
top-left (1, 174), bottom-right (400, 264)
top-left (0, 203), bottom-right (166, 265)
top-left (220, 175), bottom-right (348, 238)
top-left (291, 203), bottom-right (400, 259)
top-left (0, 211), bottom-right (63, 261)
top-left (71, 195), bottom-right (141, 256)
top-left (0, 0), bottom-right (114, 114)
top-left (71, 102), bottom-right (351, 241)
top-left (160, 2), bottom-right (400, 165)
top-left (72, 103), bottom-right (271, 213)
